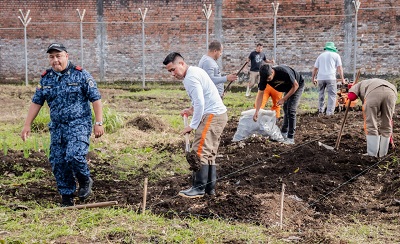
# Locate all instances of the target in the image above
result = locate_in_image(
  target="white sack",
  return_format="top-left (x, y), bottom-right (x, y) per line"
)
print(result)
top-left (232, 109), bottom-right (284, 142)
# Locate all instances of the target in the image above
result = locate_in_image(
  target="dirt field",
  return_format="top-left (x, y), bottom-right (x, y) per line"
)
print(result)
top-left (1, 86), bottom-right (399, 242)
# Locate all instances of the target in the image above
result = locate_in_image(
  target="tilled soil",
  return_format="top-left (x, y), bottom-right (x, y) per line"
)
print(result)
top-left (1, 104), bottom-right (400, 241)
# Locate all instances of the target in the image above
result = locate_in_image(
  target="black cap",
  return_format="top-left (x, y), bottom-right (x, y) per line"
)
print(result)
top-left (47, 43), bottom-right (67, 53)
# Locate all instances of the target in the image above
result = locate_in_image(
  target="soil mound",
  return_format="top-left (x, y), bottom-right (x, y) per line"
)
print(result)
top-left (126, 114), bottom-right (168, 131)
top-left (1, 105), bottom-right (399, 234)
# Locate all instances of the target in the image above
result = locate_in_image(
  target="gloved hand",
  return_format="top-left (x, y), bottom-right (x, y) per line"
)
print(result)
top-left (347, 92), bottom-right (358, 101)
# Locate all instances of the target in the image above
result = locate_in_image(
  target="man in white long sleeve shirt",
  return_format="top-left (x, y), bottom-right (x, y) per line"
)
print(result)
top-left (163, 52), bottom-right (228, 198)
top-left (198, 40), bottom-right (237, 97)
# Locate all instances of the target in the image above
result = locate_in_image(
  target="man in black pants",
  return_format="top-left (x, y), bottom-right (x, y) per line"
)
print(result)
top-left (254, 64), bottom-right (305, 145)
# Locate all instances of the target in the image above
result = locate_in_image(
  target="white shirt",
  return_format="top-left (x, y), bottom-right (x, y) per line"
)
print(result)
top-left (183, 66), bottom-right (227, 129)
top-left (314, 51), bottom-right (342, 80)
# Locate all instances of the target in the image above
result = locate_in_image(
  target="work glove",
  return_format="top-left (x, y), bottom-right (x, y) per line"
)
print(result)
top-left (347, 92), bottom-right (358, 101)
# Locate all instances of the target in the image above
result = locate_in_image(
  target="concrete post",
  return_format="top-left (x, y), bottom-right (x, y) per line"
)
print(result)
top-left (352, 0), bottom-right (361, 81)
top-left (96, 0), bottom-right (106, 82)
top-left (76, 9), bottom-right (86, 68)
top-left (18, 9), bottom-right (31, 86)
top-left (272, 2), bottom-right (279, 63)
top-left (139, 8), bottom-right (148, 88)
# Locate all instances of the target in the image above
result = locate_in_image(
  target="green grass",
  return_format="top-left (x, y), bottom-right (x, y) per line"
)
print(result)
top-left (0, 205), bottom-right (270, 243)
top-left (1, 82), bottom-right (399, 243)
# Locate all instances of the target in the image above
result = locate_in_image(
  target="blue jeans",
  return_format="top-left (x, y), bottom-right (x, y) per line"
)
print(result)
top-left (281, 81), bottom-right (305, 139)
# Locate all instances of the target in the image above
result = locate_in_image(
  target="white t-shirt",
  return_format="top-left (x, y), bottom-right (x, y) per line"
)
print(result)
top-left (183, 66), bottom-right (227, 129)
top-left (314, 51), bottom-right (342, 80)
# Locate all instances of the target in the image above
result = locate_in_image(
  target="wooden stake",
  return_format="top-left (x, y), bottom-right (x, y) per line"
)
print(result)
top-left (142, 177), bottom-right (148, 214)
top-left (279, 183), bottom-right (285, 229)
top-left (63, 201), bottom-right (118, 210)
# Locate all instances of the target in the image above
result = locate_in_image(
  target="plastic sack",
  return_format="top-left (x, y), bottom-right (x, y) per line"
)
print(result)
top-left (232, 109), bottom-right (284, 142)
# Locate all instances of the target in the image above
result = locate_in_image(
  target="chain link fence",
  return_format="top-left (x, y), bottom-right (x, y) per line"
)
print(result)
top-left (0, 2), bottom-right (399, 85)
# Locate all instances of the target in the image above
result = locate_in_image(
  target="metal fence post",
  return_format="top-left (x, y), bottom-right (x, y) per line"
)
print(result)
top-left (202, 4), bottom-right (212, 51)
top-left (272, 2), bottom-right (279, 63)
top-left (353, 0), bottom-right (361, 81)
top-left (18, 9), bottom-right (31, 86)
top-left (139, 8), bottom-right (148, 88)
top-left (77, 9), bottom-right (86, 68)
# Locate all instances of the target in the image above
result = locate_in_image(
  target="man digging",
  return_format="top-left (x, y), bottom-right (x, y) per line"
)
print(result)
top-left (163, 52), bottom-right (228, 198)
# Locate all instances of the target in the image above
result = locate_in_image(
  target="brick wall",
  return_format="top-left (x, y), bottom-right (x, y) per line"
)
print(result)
top-left (0, 0), bottom-right (398, 83)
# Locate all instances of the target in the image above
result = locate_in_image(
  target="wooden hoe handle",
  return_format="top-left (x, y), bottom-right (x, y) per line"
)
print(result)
top-left (334, 69), bottom-right (361, 150)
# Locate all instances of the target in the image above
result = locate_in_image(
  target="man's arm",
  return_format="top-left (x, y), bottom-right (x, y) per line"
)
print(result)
top-left (311, 67), bottom-right (318, 86)
top-left (337, 66), bottom-right (345, 84)
top-left (202, 61), bottom-right (227, 85)
top-left (92, 99), bottom-right (104, 138)
top-left (253, 90), bottom-right (265, 122)
top-left (278, 80), bottom-right (299, 105)
top-left (21, 103), bottom-right (42, 141)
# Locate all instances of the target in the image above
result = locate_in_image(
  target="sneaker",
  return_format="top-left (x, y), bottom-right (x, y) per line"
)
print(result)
top-left (281, 132), bottom-right (288, 139)
top-left (61, 194), bottom-right (74, 207)
top-left (282, 138), bottom-right (295, 145)
top-left (78, 177), bottom-right (93, 201)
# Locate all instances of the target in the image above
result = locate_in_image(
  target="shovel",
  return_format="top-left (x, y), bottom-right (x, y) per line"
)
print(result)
top-left (183, 113), bottom-right (190, 153)
top-left (183, 114), bottom-right (199, 171)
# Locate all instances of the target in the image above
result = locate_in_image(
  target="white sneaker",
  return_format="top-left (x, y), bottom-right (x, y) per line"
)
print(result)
top-left (281, 132), bottom-right (288, 139)
top-left (282, 138), bottom-right (294, 145)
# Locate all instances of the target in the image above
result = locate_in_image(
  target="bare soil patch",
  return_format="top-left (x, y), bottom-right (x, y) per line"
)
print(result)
top-left (1, 87), bottom-right (399, 242)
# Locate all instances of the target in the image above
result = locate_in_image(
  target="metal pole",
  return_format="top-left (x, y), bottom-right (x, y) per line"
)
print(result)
top-left (353, 0), bottom-right (361, 81)
top-left (18, 9), bottom-right (31, 86)
top-left (77, 9), bottom-right (86, 68)
top-left (202, 4), bottom-right (212, 51)
top-left (139, 8), bottom-right (148, 88)
top-left (272, 2), bottom-right (279, 63)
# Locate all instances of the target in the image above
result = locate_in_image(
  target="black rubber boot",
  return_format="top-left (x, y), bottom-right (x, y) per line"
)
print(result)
top-left (61, 194), bottom-right (74, 207)
top-left (179, 165), bottom-right (208, 198)
top-left (78, 177), bottom-right (93, 201)
top-left (205, 165), bottom-right (216, 195)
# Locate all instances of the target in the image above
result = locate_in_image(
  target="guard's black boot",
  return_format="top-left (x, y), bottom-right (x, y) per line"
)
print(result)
top-left (61, 194), bottom-right (74, 207)
top-left (179, 165), bottom-right (208, 198)
top-left (205, 165), bottom-right (217, 195)
top-left (78, 177), bottom-right (93, 201)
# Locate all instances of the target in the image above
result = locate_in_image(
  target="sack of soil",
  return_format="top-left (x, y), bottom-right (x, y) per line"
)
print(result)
top-left (232, 109), bottom-right (284, 142)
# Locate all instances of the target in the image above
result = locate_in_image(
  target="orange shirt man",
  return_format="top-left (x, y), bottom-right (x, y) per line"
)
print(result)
top-left (259, 84), bottom-right (283, 118)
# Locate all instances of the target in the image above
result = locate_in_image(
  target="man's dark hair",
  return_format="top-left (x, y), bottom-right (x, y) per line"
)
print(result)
top-left (209, 40), bottom-right (222, 51)
top-left (259, 64), bottom-right (273, 82)
top-left (163, 52), bottom-right (184, 65)
top-left (256, 43), bottom-right (263, 47)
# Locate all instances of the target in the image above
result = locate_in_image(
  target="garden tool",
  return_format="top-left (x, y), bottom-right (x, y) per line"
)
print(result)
top-left (183, 113), bottom-right (190, 153)
top-left (318, 70), bottom-right (360, 151)
top-left (183, 114), bottom-right (200, 171)
top-left (334, 69), bottom-right (360, 150)
top-left (222, 60), bottom-right (249, 97)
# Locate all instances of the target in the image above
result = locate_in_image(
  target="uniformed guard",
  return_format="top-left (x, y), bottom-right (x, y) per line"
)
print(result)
top-left (21, 43), bottom-right (104, 207)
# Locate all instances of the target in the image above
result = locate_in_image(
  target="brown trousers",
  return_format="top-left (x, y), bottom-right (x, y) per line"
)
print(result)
top-left (363, 86), bottom-right (396, 137)
top-left (192, 112), bottom-right (228, 166)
